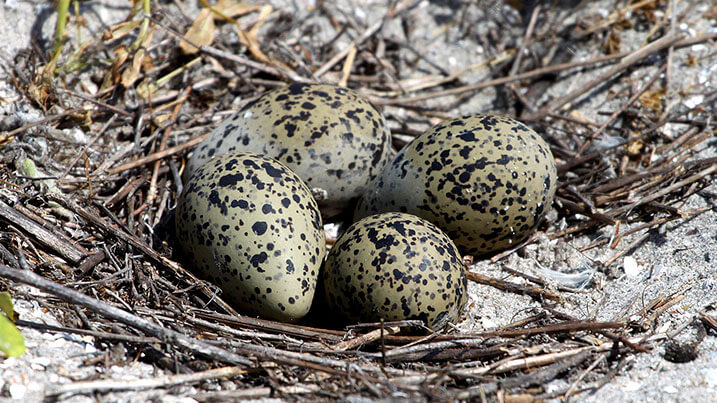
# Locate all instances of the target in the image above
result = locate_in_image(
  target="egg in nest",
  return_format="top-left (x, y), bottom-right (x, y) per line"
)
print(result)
top-left (355, 114), bottom-right (557, 255)
top-left (186, 83), bottom-right (393, 218)
top-left (176, 152), bottom-right (325, 322)
top-left (322, 212), bottom-right (467, 330)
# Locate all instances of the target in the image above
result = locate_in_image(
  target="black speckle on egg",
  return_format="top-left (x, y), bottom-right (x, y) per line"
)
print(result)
top-left (355, 114), bottom-right (557, 255)
top-left (176, 152), bottom-right (325, 323)
top-left (322, 212), bottom-right (467, 330)
top-left (185, 84), bottom-right (393, 219)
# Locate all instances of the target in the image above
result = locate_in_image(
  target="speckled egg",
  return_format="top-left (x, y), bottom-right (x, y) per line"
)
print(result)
top-left (186, 83), bottom-right (393, 218)
top-left (176, 152), bottom-right (325, 322)
top-left (322, 212), bottom-right (467, 330)
top-left (355, 114), bottom-right (556, 255)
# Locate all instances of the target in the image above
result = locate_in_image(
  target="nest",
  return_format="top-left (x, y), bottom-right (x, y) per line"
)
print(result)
top-left (1, 0), bottom-right (715, 400)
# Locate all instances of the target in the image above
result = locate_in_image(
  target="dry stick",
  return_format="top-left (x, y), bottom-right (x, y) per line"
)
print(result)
top-left (104, 132), bottom-right (209, 175)
top-left (577, 64), bottom-right (667, 155)
top-left (16, 319), bottom-right (160, 343)
top-left (49, 195), bottom-right (240, 316)
top-left (55, 88), bottom-right (133, 117)
top-left (579, 206), bottom-right (711, 252)
top-left (603, 231), bottom-right (652, 267)
top-left (559, 96), bottom-right (714, 174)
top-left (641, 294), bottom-right (685, 331)
top-left (489, 232), bottom-right (541, 263)
top-left (376, 51), bottom-right (631, 105)
top-left (0, 263), bottom-right (253, 366)
top-left (2, 108), bottom-right (84, 137)
top-left (0, 199), bottom-right (86, 263)
top-left (501, 266), bottom-right (586, 293)
top-left (557, 197), bottom-right (616, 225)
top-left (509, 5), bottom-right (541, 77)
top-left (384, 321), bottom-right (623, 362)
top-left (499, 350), bottom-right (594, 389)
top-left (50, 366), bottom-right (250, 396)
top-left (338, 44), bottom-right (357, 87)
top-left (314, 21), bottom-right (383, 78)
top-left (466, 270), bottom-right (561, 302)
top-left (147, 87), bottom-right (191, 207)
top-left (394, 332), bottom-right (665, 385)
top-left (523, 34), bottom-right (684, 121)
top-left (505, 4), bottom-right (541, 112)
top-left (698, 312), bottom-right (717, 333)
top-left (190, 309), bottom-right (346, 343)
top-left (545, 306), bottom-right (649, 353)
top-left (331, 325), bottom-right (402, 351)
top-left (314, 0), bottom-right (416, 78)
top-left (610, 163), bottom-right (717, 217)
top-left (59, 114), bottom-right (118, 179)
top-left (193, 384), bottom-right (322, 400)
top-left (564, 354), bottom-right (606, 399)
top-left (374, 33), bottom-right (714, 106)
top-left (144, 15), bottom-right (303, 83)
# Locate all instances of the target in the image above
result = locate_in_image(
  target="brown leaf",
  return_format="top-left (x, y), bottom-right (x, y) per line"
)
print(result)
top-left (214, 0), bottom-right (261, 18)
top-left (103, 20), bottom-right (143, 42)
top-left (180, 8), bottom-right (215, 55)
top-left (99, 47), bottom-right (129, 93)
top-left (121, 48), bottom-right (146, 88)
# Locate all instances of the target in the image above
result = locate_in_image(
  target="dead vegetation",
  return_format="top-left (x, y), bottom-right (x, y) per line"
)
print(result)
top-left (1, 0), bottom-right (716, 400)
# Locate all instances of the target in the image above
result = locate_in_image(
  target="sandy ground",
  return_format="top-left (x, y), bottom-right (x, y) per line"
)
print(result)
top-left (0, 0), bottom-right (716, 401)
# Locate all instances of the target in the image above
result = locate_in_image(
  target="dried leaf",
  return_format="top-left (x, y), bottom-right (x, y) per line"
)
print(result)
top-left (626, 139), bottom-right (644, 158)
top-left (236, 28), bottom-right (270, 64)
top-left (639, 87), bottom-right (666, 114)
top-left (103, 20), bottom-right (142, 42)
top-left (121, 27), bottom-right (155, 88)
top-left (248, 5), bottom-right (272, 37)
top-left (121, 48), bottom-right (146, 88)
top-left (180, 8), bottom-right (215, 55)
top-left (604, 31), bottom-right (622, 55)
top-left (100, 46), bottom-right (129, 93)
top-left (214, 0), bottom-right (261, 18)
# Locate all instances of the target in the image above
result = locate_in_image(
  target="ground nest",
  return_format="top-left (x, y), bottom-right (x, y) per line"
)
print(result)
top-left (0, 0), bottom-right (716, 400)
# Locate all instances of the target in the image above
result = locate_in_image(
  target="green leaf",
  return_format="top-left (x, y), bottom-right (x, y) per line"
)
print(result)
top-left (0, 310), bottom-right (26, 357)
top-left (0, 292), bottom-right (18, 322)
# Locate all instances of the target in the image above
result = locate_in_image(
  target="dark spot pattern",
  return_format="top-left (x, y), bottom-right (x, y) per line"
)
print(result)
top-left (176, 152), bottom-right (325, 323)
top-left (185, 84), bottom-right (392, 218)
top-left (355, 114), bottom-right (557, 255)
top-left (322, 212), bottom-right (467, 330)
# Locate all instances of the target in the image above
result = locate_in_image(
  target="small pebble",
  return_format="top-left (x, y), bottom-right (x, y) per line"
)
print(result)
top-left (623, 256), bottom-right (640, 278)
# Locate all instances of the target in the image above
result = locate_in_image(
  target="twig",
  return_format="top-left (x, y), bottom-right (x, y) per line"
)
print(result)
top-left (49, 195), bottom-right (240, 316)
top-left (466, 270), bottom-right (562, 302)
top-left (2, 108), bottom-right (84, 137)
top-left (104, 132), bottom-right (210, 175)
top-left (55, 88), bottom-right (133, 117)
top-left (610, 163), bottom-right (716, 217)
top-left (16, 319), bottom-right (160, 343)
top-left (523, 34), bottom-right (684, 121)
top-left (0, 198), bottom-right (86, 263)
top-left (0, 263), bottom-right (254, 366)
top-left (147, 87), bottom-right (191, 207)
top-left (193, 384), bottom-right (323, 400)
top-left (577, 64), bottom-right (667, 155)
top-left (50, 366), bottom-right (250, 396)
top-left (331, 325), bottom-right (401, 351)
top-left (59, 114), bottom-right (118, 179)
top-left (564, 354), bottom-right (606, 399)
